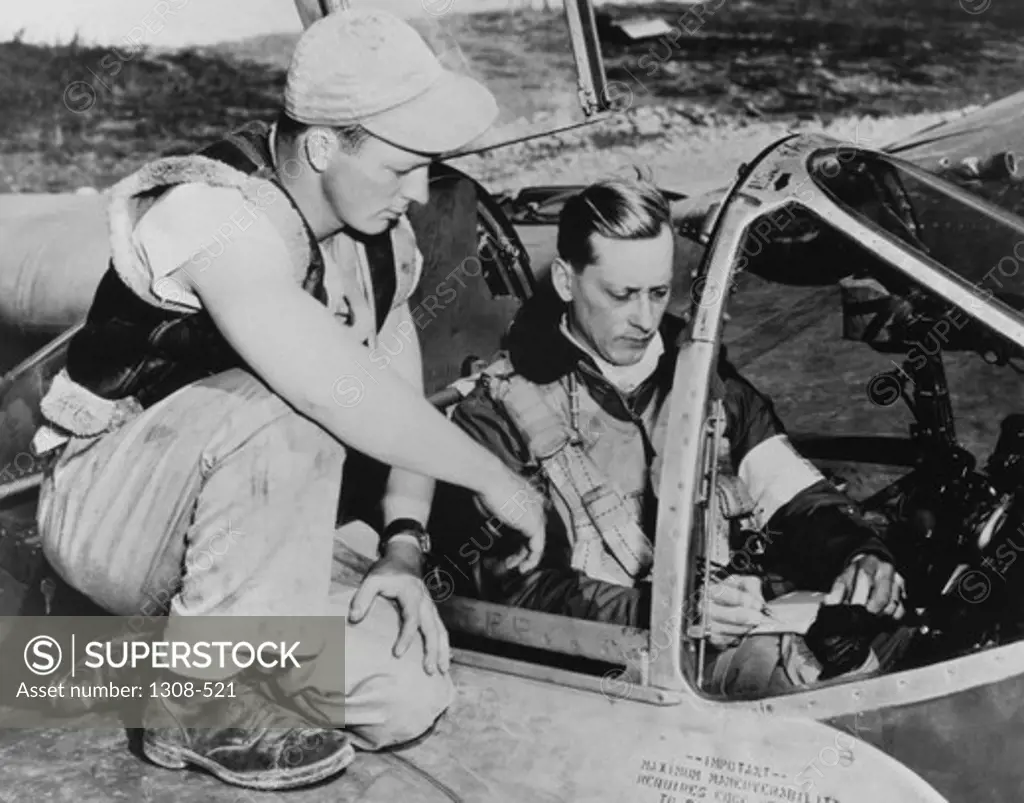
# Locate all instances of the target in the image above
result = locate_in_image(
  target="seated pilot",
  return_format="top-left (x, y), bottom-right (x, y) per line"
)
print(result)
top-left (431, 178), bottom-right (909, 695)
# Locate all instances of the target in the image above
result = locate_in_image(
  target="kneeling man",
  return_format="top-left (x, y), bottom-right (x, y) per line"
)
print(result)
top-left (434, 178), bottom-right (908, 694)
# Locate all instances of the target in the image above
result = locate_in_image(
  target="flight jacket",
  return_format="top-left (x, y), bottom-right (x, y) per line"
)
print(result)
top-left (430, 291), bottom-right (895, 628)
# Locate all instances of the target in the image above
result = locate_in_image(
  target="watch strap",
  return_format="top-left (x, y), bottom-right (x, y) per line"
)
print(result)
top-left (381, 518), bottom-right (431, 554)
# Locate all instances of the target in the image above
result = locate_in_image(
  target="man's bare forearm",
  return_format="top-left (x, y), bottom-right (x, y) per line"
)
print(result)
top-left (195, 267), bottom-right (509, 496)
top-left (275, 302), bottom-right (508, 495)
top-left (384, 468), bottom-right (435, 524)
top-left (377, 302), bottom-right (437, 528)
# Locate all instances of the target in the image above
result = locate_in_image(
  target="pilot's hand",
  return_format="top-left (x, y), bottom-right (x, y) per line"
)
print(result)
top-left (477, 471), bottom-right (547, 574)
top-left (349, 540), bottom-right (450, 675)
top-left (826, 553), bottom-right (906, 620)
top-left (703, 574), bottom-right (768, 649)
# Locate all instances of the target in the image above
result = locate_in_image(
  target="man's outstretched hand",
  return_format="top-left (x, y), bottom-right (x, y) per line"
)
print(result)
top-left (826, 553), bottom-right (906, 620)
top-left (348, 541), bottom-right (450, 676)
top-left (476, 470), bottom-right (548, 574)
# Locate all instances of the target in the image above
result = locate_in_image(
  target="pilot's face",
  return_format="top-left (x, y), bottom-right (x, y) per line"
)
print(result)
top-left (554, 225), bottom-right (675, 367)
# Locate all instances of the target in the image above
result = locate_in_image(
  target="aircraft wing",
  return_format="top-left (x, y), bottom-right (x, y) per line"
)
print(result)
top-left (884, 88), bottom-right (1024, 171)
top-left (0, 192), bottom-right (108, 338)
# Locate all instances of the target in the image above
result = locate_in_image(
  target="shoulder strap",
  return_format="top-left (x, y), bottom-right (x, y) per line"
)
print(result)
top-left (496, 375), bottom-right (572, 460)
top-left (363, 213), bottom-right (424, 331)
top-left (196, 122), bottom-right (274, 177)
top-left (495, 372), bottom-right (654, 582)
top-left (364, 233), bottom-right (397, 333)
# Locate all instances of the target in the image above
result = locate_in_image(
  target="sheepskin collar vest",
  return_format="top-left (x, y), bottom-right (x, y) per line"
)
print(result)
top-left (65, 122), bottom-right (397, 408)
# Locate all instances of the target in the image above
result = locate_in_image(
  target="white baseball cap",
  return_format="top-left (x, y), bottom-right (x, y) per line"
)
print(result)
top-left (284, 8), bottom-right (499, 155)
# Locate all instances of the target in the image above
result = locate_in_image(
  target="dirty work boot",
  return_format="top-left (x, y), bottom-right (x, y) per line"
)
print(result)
top-left (142, 673), bottom-right (354, 791)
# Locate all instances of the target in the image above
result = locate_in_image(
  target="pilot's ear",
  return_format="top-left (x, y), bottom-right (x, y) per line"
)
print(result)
top-left (304, 127), bottom-right (339, 173)
top-left (551, 257), bottom-right (574, 303)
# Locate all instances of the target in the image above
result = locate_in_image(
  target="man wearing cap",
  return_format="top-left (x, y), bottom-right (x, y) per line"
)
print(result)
top-left (32, 8), bottom-right (546, 792)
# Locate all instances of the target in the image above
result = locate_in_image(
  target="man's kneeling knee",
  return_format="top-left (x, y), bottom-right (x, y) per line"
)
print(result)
top-left (353, 666), bottom-right (455, 750)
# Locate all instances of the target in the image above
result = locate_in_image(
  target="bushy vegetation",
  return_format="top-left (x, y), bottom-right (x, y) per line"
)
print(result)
top-left (0, 38), bottom-right (284, 191)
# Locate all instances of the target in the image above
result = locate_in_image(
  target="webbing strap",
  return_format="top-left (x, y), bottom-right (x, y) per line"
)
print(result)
top-left (498, 374), bottom-right (654, 583)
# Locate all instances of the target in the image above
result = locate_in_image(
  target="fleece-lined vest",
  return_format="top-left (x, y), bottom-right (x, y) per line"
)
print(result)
top-left (65, 122), bottom-right (409, 409)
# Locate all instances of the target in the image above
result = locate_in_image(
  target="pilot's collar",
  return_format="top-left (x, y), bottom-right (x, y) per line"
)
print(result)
top-left (559, 315), bottom-right (665, 394)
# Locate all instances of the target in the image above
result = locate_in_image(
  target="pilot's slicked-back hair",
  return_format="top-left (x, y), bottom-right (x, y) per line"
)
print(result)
top-left (557, 178), bottom-right (671, 272)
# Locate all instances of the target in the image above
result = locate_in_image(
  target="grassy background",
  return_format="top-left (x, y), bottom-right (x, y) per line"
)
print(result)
top-left (4, 0), bottom-right (1024, 192)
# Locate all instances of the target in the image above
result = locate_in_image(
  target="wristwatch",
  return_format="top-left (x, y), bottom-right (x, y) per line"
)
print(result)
top-left (380, 518), bottom-right (432, 556)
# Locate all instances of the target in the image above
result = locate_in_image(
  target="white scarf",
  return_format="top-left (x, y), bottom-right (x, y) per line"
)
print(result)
top-left (559, 315), bottom-right (665, 394)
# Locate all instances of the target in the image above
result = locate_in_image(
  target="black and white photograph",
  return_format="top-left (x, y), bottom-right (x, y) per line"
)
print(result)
top-left (1, 0), bottom-right (1023, 799)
